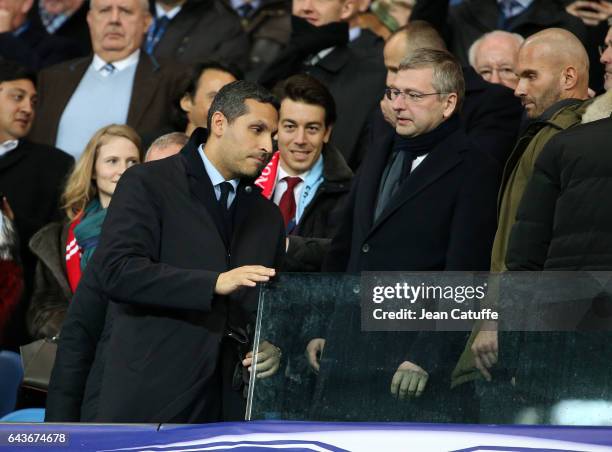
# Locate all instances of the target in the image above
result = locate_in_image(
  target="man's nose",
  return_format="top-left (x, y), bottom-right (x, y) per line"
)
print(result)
top-left (490, 69), bottom-right (501, 84)
top-left (514, 79), bottom-right (526, 98)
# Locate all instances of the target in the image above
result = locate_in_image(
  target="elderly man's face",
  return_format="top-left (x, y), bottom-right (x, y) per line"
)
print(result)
top-left (292, 0), bottom-right (354, 27)
top-left (473, 35), bottom-right (520, 89)
top-left (87, 0), bottom-right (151, 62)
top-left (600, 27), bottom-right (612, 91)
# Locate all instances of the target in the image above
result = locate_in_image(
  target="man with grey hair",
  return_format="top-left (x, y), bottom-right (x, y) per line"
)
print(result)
top-left (29, 0), bottom-right (183, 158)
top-left (311, 48), bottom-right (499, 421)
top-left (468, 30), bottom-right (524, 89)
top-left (144, 132), bottom-right (188, 162)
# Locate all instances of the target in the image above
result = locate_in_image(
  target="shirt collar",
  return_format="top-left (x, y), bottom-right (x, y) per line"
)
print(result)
top-left (92, 49), bottom-right (140, 72)
top-left (155, 2), bottom-right (182, 19)
top-left (277, 161), bottom-right (310, 183)
top-left (197, 144), bottom-right (240, 191)
top-left (230, 0), bottom-right (261, 12)
top-left (349, 27), bottom-right (361, 42)
top-left (497, 0), bottom-right (533, 9)
top-left (0, 139), bottom-right (19, 157)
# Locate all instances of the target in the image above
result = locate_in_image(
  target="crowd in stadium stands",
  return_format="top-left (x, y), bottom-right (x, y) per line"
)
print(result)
top-left (1, 0), bottom-right (612, 425)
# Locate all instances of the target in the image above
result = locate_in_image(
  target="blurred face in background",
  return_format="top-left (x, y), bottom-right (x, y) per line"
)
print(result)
top-left (472, 33), bottom-right (521, 89)
top-left (94, 136), bottom-right (140, 208)
top-left (292, 0), bottom-right (356, 26)
top-left (181, 69), bottom-right (237, 134)
top-left (42, 0), bottom-right (83, 15)
top-left (0, 78), bottom-right (36, 142)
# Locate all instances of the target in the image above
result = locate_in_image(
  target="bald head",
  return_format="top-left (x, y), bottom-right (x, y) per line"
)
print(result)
top-left (384, 21), bottom-right (446, 85)
top-left (145, 132), bottom-right (188, 162)
top-left (514, 28), bottom-right (589, 119)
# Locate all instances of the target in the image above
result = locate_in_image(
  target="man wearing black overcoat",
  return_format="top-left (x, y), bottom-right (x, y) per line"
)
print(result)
top-left (91, 81), bottom-right (286, 423)
top-left (306, 49), bottom-right (500, 422)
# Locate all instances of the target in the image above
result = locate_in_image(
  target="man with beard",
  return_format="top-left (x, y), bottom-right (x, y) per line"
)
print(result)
top-left (453, 28), bottom-right (591, 421)
top-left (90, 80), bottom-right (286, 423)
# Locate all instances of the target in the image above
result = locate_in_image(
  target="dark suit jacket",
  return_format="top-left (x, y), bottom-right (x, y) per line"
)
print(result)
top-left (29, 1), bottom-right (91, 57)
top-left (411, 0), bottom-right (587, 66)
top-left (461, 66), bottom-right (523, 165)
top-left (152, 0), bottom-right (249, 69)
top-left (0, 140), bottom-right (73, 349)
top-left (91, 129), bottom-right (285, 423)
top-left (305, 45), bottom-right (386, 170)
top-left (28, 53), bottom-right (184, 148)
top-left (0, 22), bottom-right (82, 71)
top-left (324, 118), bottom-right (499, 371)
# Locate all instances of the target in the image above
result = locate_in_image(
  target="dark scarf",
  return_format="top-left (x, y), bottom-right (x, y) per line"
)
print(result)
top-left (375, 115), bottom-right (460, 220)
top-left (73, 198), bottom-right (106, 269)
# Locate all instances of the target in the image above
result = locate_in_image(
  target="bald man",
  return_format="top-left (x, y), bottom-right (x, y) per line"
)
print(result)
top-left (453, 29), bottom-right (592, 418)
top-left (469, 31), bottom-right (524, 89)
top-left (144, 132), bottom-right (188, 162)
top-left (380, 21), bottom-right (522, 164)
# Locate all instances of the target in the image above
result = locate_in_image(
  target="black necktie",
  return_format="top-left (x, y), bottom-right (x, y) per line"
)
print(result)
top-left (218, 181), bottom-right (233, 210)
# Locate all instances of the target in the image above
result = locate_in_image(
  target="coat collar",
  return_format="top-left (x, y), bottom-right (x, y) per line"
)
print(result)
top-left (365, 125), bottom-right (470, 238)
top-left (181, 128), bottom-right (262, 249)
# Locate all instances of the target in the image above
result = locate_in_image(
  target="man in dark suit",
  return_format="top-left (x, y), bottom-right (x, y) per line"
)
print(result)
top-left (306, 48), bottom-right (499, 422)
top-left (0, 61), bottom-right (73, 349)
top-left (28, 0), bottom-right (183, 158)
top-left (145, 0), bottom-right (250, 70)
top-left (0, 0), bottom-right (81, 70)
top-left (381, 21), bottom-right (522, 166)
top-left (91, 80), bottom-right (285, 423)
top-left (259, 0), bottom-right (387, 171)
top-left (29, 0), bottom-right (91, 56)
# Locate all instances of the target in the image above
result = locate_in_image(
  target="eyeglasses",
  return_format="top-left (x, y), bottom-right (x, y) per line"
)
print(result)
top-left (384, 87), bottom-right (449, 103)
top-left (599, 42), bottom-right (612, 56)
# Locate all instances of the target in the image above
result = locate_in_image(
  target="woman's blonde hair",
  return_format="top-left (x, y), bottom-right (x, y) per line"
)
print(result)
top-left (62, 124), bottom-right (142, 219)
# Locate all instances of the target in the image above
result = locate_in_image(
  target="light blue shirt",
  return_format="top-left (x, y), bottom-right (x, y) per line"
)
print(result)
top-left (198, 144), bottom-right (239, 208)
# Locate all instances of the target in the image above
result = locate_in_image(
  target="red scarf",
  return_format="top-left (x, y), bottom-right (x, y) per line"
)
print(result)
top-left (65, 215), bottom-right (82, 294)
top-left (255, 151), bottom-right (280, 199)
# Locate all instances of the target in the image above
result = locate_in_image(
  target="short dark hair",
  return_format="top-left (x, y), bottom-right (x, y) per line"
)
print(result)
top-left (171, 60), bottom-right (243, 131)
top-left (0, 61), bottom-right (36, 85)
top-left (275, 74), bottom-right (336, 127)
top-left (207, 80), bottom-right (279, 129)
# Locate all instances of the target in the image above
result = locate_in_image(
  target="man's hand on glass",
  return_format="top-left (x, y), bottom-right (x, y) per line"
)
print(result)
top-left (391, 361), bottom-right (429, 400)
top-left (471, 320), bottom-right (499, 382)
top-left (306, 338), bottom-right (326, 373)
top-left (215, 266), bottom-right (275, 295)
top-left (243, 340), bottom-right (282, 379)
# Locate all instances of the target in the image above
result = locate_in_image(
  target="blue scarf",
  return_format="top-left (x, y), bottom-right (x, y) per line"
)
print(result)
top-left (73, 198), bottom-right (106, 270)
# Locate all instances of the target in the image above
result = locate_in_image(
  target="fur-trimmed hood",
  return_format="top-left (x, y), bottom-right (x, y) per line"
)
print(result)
top-left (581, 89), bottom-right (612, 124)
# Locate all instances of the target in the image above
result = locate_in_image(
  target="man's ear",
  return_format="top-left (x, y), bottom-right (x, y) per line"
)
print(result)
top-left (210, 111), bottom-right (226, 137)
top-left (143, 12), bottom-right (153, 34)
top-left (561, 66), bottom-right (578, 91)
top-left (179, 95), bottom-right (193, 114)
top-left (340, 0), bottom-right (358, 21)
top-left (323, 124), bottom-right (333, 143)
top-left (442, 93), bottom-right (458, 119)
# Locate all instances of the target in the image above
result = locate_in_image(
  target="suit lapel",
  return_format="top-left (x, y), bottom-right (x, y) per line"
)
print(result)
top-left (230, 179), bottom-right (260, 249)
top-left (368, 130), bottom-right (468, 237)
top-left (0, 143), bottom-right (27, 173)
top-left (356, 116), bottom-right (395, 234)
top-left (127, 54), bottom-right (161, 129)
top-left (181, 128), bottom-right (229, 248)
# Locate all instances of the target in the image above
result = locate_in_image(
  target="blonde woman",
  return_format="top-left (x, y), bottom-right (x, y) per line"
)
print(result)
top-left (27, 125), bottom-right (142, 339)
